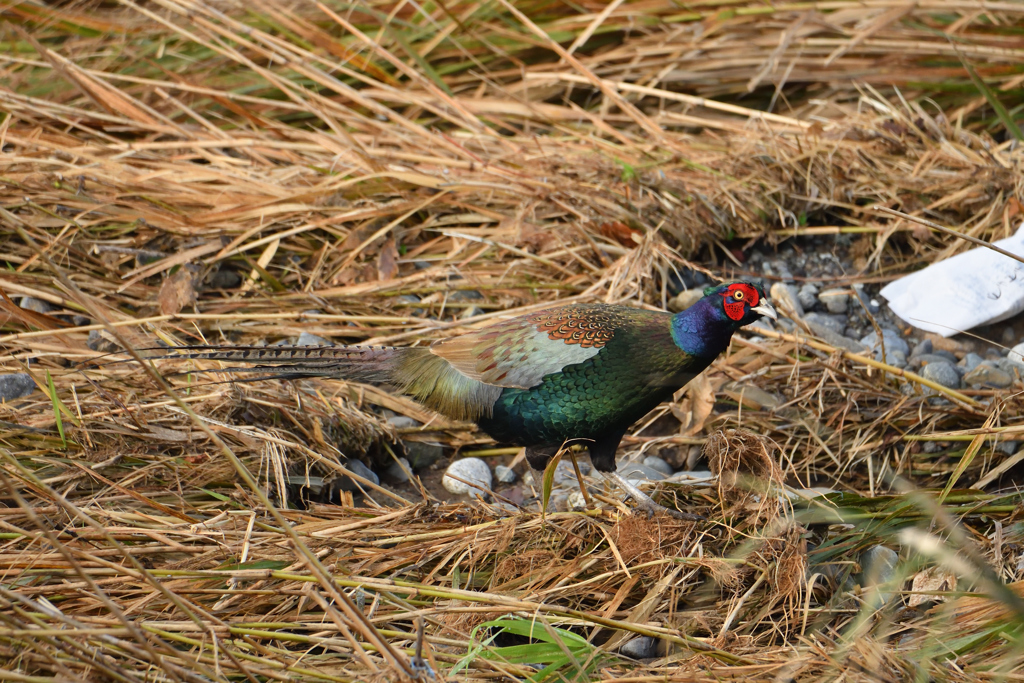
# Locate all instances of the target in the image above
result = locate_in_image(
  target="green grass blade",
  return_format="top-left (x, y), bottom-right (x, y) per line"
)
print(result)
top-left (541, 449), bottom-right (563, 517)
top-left (939, 429), bottom-right (988, 503)
top-left (958, 47), bottom-right (1024, 142)
top-left (46, 370), bottom-right (65, 449)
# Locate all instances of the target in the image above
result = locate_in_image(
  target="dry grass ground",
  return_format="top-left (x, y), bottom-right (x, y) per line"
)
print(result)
top-left (2, 1), bottom-right (1024, 680)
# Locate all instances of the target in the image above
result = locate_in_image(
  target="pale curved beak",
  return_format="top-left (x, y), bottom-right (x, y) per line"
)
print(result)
top-left (752, 301), bottom-right (778, 320)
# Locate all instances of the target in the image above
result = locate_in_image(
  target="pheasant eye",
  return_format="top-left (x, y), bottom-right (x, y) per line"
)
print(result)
top-left (732, 289), bottom-right (744, 301)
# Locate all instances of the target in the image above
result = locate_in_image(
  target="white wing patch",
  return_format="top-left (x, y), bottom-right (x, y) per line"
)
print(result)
top-left (429, 318), bottom-right (602, 390)
top-left (476, 329), bottom-right (599, 388)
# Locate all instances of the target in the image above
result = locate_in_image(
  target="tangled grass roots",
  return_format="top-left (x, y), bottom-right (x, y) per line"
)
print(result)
top-left (705, 429), bottom-right (785, 523)
top-left (611, 515), bottom-right (695, 569)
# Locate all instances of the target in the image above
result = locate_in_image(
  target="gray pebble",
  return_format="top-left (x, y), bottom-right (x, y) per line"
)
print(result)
top-left (87, 329), bottom-right (120, 352)
top-left (803, 320), bottom-right (866, 353)
top-left (996, 441), bottom-right (1019, 456)
top-left (386, 457), bottom-right (412, 482)
top-left (856, 545), bottom-right (899, 598)
top-left (209, 269), bottom-right (242, 289)
top-left (18, 296), bottom-right (55, 314)
top-left (554, 460), bottom-right (591, 486)
top-left (449, 289), bottom-right (484, 302)
top-left (494, 465), bottom-right (517, 484)
top-left (619, 463), bottom-right (666, 482)
top-left (912, 353), bottom-right (959, 369)
top-left (297, 332), bottom-right (332, 346)
top-left (1007, 343), bottom-right (1024, 367)
top-left (921, 361), bottom-right (961, 389)
top-left (443, 457), bottom-right (492, 497)
top-left (395, 294), bottom-right (425, 314)
top-left (387, 415), bottom-right (420, 430)
top-left (958, 353), bottom-right (984, 372)
top-left (667, 289), bottom-right (703, 313)
top-left (997, 358), bottom-right (1024, 378)
top-left (804, 312), bottom-right (846, 336)
top-left (686, 445), bottom-right (703, 469)
top-left (619, 636), bottom-right (662, 659)
top-left (766, 260), bottom-right (794, 283)
top-left (910, 339), bottom-right (933, 358)
top-left (933, 350), bottom-right (959, 364)
top-left (888, 350), bottom-right (908, 369)
top-left (963, 363), bottom-right (1013, 388)
top-left (797, 283), bottom-right (819, 310)
top-left (642, 455), bottom-right (673, 476)
top-left (546, 492), bottom-right (568, 512)
top-left (729, 383), bottom-right (782, 409)
top-left (405, 441), bottom-right (444, 469)
top-left (819, 288), bottom-right (849, 314)
top-left (567, 490), bottom-right (587, 511)
top-left (0, 373), bottom-right (36, 401)
top-left (860, 329), bottom-right (910, 357)
top-left (769, 282), bottom-right (803, 317)
top-left (861, 329), bottom-right (910, 365)
top-left (492, 502), bottom-right (520, 517)
top-left (338, 459), bottom-right (379, 491)
top-left (852, 283), bottom-right (876, 311)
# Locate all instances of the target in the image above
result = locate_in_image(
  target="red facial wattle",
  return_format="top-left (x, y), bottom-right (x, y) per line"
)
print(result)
top-left (721, 284), bottom-right (759, 321)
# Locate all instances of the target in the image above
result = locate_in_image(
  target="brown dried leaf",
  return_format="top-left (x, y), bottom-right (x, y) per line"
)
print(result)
top-left (908, 566), bottom-right (958, 608)
top-left (0, 290), bottom-right (69, 331)
top-left (341, 220), bottom-right (385, 255)
top-left (377, 236), bottom-right (399, 281)
top-left (597, 221), bottom-right (642, 247)
top-left (671, 372), bottom-right (715, 436)
top-left (331, 264), bottom-right (376, 286)
top-left (158, 268), bottom-right (198, 315)
top-left (516, 223), bottom-right (555, 252)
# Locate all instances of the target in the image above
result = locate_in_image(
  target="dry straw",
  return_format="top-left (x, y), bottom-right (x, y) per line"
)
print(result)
top-left (1, 0), bottom-right (1024, 680)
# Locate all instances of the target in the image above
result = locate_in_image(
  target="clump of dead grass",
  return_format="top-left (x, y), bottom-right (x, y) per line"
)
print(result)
top-left (611, 515), bottom-right (695, 569)
top-left (706, 429), bottom-right (785, 527)
top-left (492, 549), bottom-right (559, 586)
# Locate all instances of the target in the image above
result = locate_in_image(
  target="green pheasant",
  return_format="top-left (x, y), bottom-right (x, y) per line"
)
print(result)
top-left (154, 282), bottom-right (775, 517)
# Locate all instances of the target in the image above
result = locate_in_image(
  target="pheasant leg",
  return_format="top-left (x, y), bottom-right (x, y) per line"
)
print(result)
top-left (607, 472), bottom-right (704, 521)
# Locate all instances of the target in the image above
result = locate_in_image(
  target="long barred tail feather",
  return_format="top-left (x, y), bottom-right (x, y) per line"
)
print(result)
top-left (145, 345), bottom-right (401, 383)
top-left (146, 344), bottom-right (501, 422)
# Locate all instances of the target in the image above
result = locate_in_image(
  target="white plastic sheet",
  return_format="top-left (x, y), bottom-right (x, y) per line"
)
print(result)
top-left (880, 223), bottom-right (1024, 337)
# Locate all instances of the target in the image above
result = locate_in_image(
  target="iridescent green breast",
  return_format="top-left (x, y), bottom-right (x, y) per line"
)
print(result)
top-left (476, 312), bottom-right (707, 446)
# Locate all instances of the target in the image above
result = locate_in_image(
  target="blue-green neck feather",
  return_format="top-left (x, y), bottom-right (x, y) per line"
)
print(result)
top-left (670, 298), bottom-right (736, 358)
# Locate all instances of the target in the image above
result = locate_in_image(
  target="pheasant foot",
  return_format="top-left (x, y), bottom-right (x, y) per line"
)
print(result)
top-left (607, 472), bottom-right (704, 522)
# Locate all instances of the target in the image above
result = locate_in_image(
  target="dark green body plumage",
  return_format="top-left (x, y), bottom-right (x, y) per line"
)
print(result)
top-left (478, 310), bottom-right (708, 469)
